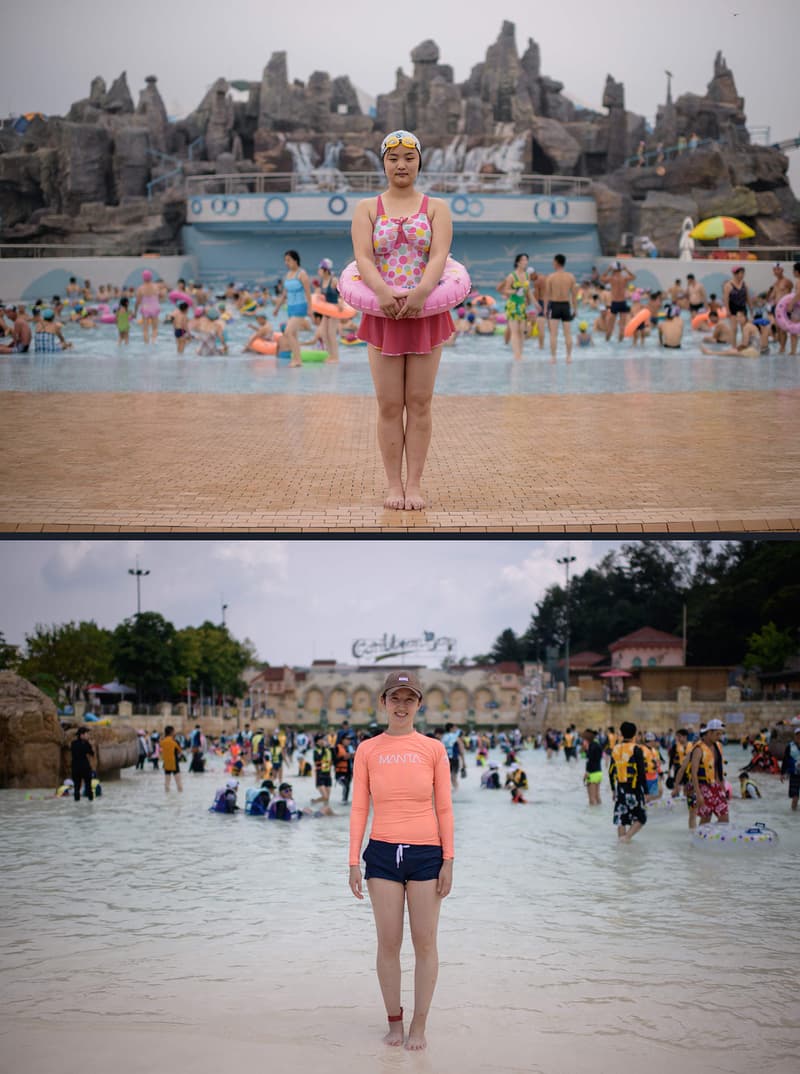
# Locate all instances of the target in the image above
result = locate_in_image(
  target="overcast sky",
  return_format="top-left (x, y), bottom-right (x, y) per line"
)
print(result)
top-left (0, 539), bottom-right (637, 667)
top-left (4, 0), bottom-right (798, 192)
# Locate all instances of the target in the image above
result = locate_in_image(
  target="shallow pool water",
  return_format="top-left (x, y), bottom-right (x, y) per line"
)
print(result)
top-left (1, 311), bottom-right (798, 396)
top-left (0, 745), bottom-right (797, 1074)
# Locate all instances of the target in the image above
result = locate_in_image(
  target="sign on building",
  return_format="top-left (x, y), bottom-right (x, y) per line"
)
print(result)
top-left (352, 631), bottom-right (456, 662)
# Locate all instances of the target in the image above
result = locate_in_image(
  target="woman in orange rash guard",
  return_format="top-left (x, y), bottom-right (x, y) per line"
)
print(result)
top-left (348, 669), bottom-right (454, 1052)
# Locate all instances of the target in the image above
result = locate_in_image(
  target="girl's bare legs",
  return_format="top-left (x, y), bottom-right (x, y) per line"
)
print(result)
top-left (402, 348), bottom-right (442, 510)
top-left (368, 345), bottom-right (406, 509)
top-left (324, 317), bottom-right (339, 363)
top-left (367, 878), bottom-right (406, 1045)
top-left (405, 879), bottom-right (443, 1051)
top-left (150, 316), bottom-right (158, 344)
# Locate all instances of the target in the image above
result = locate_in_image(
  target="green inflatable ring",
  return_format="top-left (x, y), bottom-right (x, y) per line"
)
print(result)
top-left (277, 349), bottom-right (329, 363)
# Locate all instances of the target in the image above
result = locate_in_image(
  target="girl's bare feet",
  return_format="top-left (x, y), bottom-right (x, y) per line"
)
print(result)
top-left (384, 484), bottom-right (406, 510)
top-left (404, 1015), bottom-right (427, 1051)
top-left (384, 1010), bottom-right (404, 1047)
top-left (403, 485), bottom-right (426, 510)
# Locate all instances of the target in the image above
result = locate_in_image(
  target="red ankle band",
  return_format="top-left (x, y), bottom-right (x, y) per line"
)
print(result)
top-left (387, 1008), bottom-right (403, 1023)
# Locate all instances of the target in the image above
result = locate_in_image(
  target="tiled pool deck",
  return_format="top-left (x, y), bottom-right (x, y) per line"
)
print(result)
top-left (1, 389), bottom-right (798, 533)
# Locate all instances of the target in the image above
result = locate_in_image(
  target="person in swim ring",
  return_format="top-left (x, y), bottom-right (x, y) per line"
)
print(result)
top-left (348, 670), bottom-right (454, 1051)
top-left (272, 250), bottom-right (312, 367)
top-left (576, 320), bottom-right (592, 347)
top-left (351, 130), bottom-right (455, 511)
top-left (134, 269), bottom-right (161, 344)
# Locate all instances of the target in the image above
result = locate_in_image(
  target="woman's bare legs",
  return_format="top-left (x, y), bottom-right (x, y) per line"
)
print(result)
top-left (509, 319), bottom-right (524, 360)
top-left (323, 317), bottom-right (339, 363)
top-left (284, 316), bottom-right (304, 366)
top-left (368, 346), bottom-right (406, 509)
top-left (367, 878), bottom-right (406, 1045)
top-left (403, 348), bottom-right (442, 510)
top-left (405, 879), bottom-right (443, 1051)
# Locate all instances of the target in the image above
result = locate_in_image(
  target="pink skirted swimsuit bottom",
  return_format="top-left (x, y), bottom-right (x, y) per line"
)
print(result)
top-left (357, 194), bottom-right (454, 356)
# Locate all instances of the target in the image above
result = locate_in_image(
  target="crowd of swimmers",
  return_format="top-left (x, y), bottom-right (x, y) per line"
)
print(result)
top-left (3, 257), bottom-right (798, 362)
top-left (61, 715), bottom-right (800, 827)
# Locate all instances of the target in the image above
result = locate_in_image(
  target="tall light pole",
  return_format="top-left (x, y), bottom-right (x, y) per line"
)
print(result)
top-left (128, 556), bottom-right (150, 616)
top-left (556, 554), bottom-right (576, 694)
top-left (221, 599), bottom-right (228, 627)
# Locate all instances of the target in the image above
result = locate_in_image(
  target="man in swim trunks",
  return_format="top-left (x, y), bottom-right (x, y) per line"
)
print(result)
top-left (545, 253), bottom-right (577, 363)
top-left (0, 307), bottom-right (31, 353)
top-left (691, 718), bottom-right (728, 824)
top-left (686, 274), bottom-right (707, 313)
top-left (601, 261), bottom-right (636, 341)
top-left (609, 720), bottom-right (647, 842)
top-left (134, 269), bottom-right (161, 344)
top-left (171, 302), bottom-right (190, 354)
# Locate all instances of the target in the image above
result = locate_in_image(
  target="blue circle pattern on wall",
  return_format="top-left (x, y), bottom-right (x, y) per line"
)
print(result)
top-left (210, 198), bottom-right (240, 216)
top-left (533, 199), bottom-right (570, 221)
top-left (328, 195), bottom-right (348, 216)
top-left (264, 196), bottom-right (289, 222)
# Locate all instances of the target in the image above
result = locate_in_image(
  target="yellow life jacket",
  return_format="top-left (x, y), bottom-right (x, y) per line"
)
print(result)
top-left (611, 741), bottom-right (640, 788)
top-left (693, 740), bottom-right (720, 784)
top-left (606, 732), bottom-right (617, 751)
top-left (564, 732), bottom-right (575, 748)
top-left (643, 745), bottom-right (660, 779)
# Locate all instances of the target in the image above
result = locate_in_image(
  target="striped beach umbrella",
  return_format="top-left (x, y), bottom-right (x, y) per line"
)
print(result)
top-left (689, 216), bottom-right (755, 241)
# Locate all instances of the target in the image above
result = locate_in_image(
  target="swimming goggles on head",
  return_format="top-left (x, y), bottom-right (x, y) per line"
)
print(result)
top-left (381, 131), bottom-right (421, 156)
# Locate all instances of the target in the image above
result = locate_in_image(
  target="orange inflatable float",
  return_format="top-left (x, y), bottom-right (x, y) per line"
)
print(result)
top-left (623, 308), bottom-right (651, 337)
top-left (249, 338), bottom-right (278, 355)
top-left (311, 293), bottom-right (357, 319)
top-left (691, 308), bottom-right (728, 329)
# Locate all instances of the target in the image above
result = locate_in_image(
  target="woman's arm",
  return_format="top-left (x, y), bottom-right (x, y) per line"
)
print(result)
top-left (397, 198), bottom-right (452, 318)
top-left (433, 743), bottom-right (454, 860)
top-left (351, 199), bottom-right (403, 318)
top-left (348, 745), bottom-right (371, 866)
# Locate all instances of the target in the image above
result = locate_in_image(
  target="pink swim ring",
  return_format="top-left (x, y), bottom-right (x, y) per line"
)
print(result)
top-left (169, 289), bottom-right (194, 306)
top-left (338, 256), bottom-right (471, 318)
top-left (775, 293), bottom-right (800, 335)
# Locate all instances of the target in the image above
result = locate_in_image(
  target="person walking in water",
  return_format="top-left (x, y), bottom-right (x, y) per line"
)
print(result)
top-left (133, 269), bottom-right (161, 344)
top-left (273, 250), bottom-right (312, 367)
top-left (348, 671), bottom-right (453, 1051)
top-left (608, 720), bottom-right (647, 842)
top-left (499, 253), bottom-right (534, 360)
top-left (70, 727), bottom-right (95, 802)
top-left (351, 130), bottom-right (455, 511)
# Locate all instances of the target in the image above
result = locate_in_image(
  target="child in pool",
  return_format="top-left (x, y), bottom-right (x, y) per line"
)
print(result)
top-left (576, 321), bottom-right (592, 347)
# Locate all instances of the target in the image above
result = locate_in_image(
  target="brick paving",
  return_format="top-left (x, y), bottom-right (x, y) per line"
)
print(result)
top-left (0, 390), bottom-right (798, 534)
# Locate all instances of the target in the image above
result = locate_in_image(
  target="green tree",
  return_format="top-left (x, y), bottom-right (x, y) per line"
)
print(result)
top-left (744, 622), bottom-right (797, 673)
top-left (172, 621), bottom-right (253, 699)
top-left (0, 631), bottom-right (19, 671)
top-left (112, 612), bottom-right (177, 704)
top-left (488, 628), bottom-right (525, 665)
top-left (17, 621), bottom-right (114, 701)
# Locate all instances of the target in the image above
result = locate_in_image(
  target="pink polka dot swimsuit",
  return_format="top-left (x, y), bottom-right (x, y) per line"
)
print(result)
top-left (373, 194), bottom-right (432, 290)
top-left (356, 192), bottom-right (454, 356)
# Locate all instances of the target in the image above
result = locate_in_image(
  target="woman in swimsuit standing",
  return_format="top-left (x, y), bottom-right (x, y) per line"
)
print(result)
top-left (273, 250), bottom-right (312, 367)
top-left (134, 269), bottom-right (161, 344)
top-left (499, 253), bottom-right (534, 360)
top-left (349, 670), bottom-right (453, 1052)
top-left (317, 258), bottom-right (341, 364)
top-left (351, 131), bottom-right (454, 511)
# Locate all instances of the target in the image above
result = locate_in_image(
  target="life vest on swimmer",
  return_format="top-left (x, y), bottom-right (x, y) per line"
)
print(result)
top-left (252, 732), bottom-right (264, 758)
top-left (335, 742), bottom-right (351, 776)
top-left (508, 768), bottom-right (528, 790)
top-left (693, 741), bottom-right (723, 784)
top-left (316, 746), bottom-right (333, 773)
top-left (610, 741), bottom-right (641, 788)
top-left (642, 745), bottom-right (661, 780)
top-left (269, 743), bottom-right (283, 766)
top-left (605, 732), bottom-right (617, 752)
top-left (245, 788), bottom-right (271, 815)
top-left (564, 732), bottom-right (575, 749)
